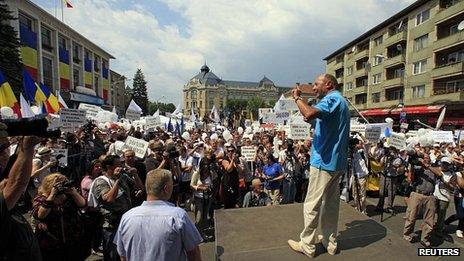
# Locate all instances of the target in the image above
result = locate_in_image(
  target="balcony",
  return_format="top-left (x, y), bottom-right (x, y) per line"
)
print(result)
top-left (384, 54), bottom-right (406, 68)
top-left (352, 86), bottom-right (367, 94)
top-left (384, 31), bottom-right (407, 47)
top-left (353, 103), bottom-right (367, 110)
top-left (354, 68), bottom-right (368, 78)
top-left (383, 77), bottom-right (404, 88)
top-left (354, 49), bottom-right (369, 60)
top-left (431, 61), bottom-right (464, 78)
top-left (435, 2), bottom-right (464, 23)
top-left (434, 31), bottom-right (464, 51)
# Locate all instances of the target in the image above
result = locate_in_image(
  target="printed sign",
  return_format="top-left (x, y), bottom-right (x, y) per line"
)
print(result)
top-left (125, 110), bottom-right (141, 121)
top-left (52, 148), bottom-right (68, 167)
top-left (275, 110), bottom-right (290, 122)
top-left (258, 108), bottom-right (273, 119)
top-left (241, 146), bottom-right (256, 162)
top-left (290, 124), bottom-right (310, 140)
top-left (365, 126), bottom-right (382, 143)
top-left (350, 124), bottom-right (367, 134)
top-left (388, 132), bottom-right (406, 150)
top-left (276, 98), bottom-right (298, 111)
top-left (431, 131), bottom-right (454, 143)
top-left (123, 136), bottom-right (149, 158)
top-left (94, 111), bottom-right (118, 123)
top-left (78, 103), bottom-right (102, 119)
top-left (145, 116), bottom-right (161, 129)
top-left (60, 108), bottom-right (86, 125)
top-left (400, 123), bottom-right (409, 129)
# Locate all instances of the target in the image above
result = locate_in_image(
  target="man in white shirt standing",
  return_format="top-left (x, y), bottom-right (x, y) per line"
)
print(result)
top-left (178, 146), bottom-right (194, 208)
top-left (114, 169), bottom-right (202, 261)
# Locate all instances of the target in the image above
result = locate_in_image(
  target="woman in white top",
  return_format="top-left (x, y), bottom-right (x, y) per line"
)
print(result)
top-left (190, 158), bottom-right (213, 241)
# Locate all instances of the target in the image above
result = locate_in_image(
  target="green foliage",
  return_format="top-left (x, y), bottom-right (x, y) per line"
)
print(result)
top-left (131, 69), bottom-right (148, 115)
top-left (0, 1), bottom-right (22, 93)
top-left (148, 101), bottom-right (176, 115)
top-left (246, 97), bottom-right (267, 120)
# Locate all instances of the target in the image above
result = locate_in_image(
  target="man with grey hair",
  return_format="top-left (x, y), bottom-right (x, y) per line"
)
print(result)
top-left (114, 169), bottom-right (202, 261)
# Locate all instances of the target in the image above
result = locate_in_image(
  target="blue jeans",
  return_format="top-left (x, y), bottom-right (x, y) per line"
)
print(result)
top-left (281, 178), bottom-right (296, 204)
top-left (102, 227), bottom-right (119, 261)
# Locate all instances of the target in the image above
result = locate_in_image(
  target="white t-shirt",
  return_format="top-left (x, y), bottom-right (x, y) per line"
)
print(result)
top-left (193, 176), bottom-right (212, 198)
top-left (178, 155), bottom-right (193, 182)
top-left (434, 171), bottom-right (455, 202)
top-left (32, 158), bottom-right (51, 188)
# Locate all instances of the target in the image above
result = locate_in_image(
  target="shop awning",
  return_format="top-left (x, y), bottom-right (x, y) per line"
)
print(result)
top-left (360, 108), bottom-right (390, 116)
top-left (427, 117), bottom-right (464, 125)
top-left (390, 105), bottom-right (443, 115)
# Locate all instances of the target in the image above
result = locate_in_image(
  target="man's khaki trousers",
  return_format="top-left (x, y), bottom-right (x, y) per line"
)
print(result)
top-left (299, 166), bottom-right (343, 255)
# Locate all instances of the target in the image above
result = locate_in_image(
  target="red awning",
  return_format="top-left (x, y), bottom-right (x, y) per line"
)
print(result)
top-left (427, 117), bottom-right (464, 125)
top-left (390, 105), bottom-right (443, 115)
top-left (360, 108), bottom-right (390, 116)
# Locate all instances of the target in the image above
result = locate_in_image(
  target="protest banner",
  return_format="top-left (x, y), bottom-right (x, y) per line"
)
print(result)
top-left (400, 123), bottom-right (409, 130)
top-left (276, 97), bottom-right (298, 111)
top-left (365, 125), bottom-right (382, 143)
top-left (431, 131), bottom-right (454, 143)
top-left (262, 112), bottom-right (277, 123)
top-left (241, 146), bottom-right (256, 162)
top-left (94, 111), bottom-right (118, 123)
top-left (258, 108), bottom-right (273, 119)
top-left (145, 116), bottom-right (161, 129)
top-left (350, 124), bottom-right (366, 134)
top-left (60, 108), bottom-right (86, 125)
top-left (275, 110), bottom-right (290, 122)
top-left (52, 148), bottom-right (68, 167)
top-left (388, 132), bottom-right (406, 150)
top-left (123, 136), bottom-right (149, 158)
top-left (78, 103), bottom-right (102, 119)
top-left (290, 124), bottom-right (310, 140)
top-left (125, 110), bottom-right (141, 121)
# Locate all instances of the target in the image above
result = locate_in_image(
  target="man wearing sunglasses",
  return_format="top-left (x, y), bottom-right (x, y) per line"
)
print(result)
top-left (288, 74), bottom-right (350, 258)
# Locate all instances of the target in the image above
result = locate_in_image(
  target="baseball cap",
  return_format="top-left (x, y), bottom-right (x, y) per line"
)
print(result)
top-left (441, 157), bottom-right (452, 164)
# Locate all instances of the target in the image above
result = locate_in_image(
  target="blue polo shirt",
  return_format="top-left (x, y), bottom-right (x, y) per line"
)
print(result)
top-left (263, 163), bottom-right (283, 190)
top-left (311, 90), bottom-right (350, 172)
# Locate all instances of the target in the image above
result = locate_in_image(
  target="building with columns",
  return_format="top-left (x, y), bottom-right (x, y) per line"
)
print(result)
top-left (6, 0), bottom-right (114, 109)
top-left (183, 64), bottom-right (291, 118)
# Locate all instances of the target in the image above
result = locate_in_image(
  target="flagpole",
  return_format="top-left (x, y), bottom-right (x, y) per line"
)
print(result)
top-left (61, 0), bottom-right (64, 22)
top-left (54, 0), bottom-right (57, 18)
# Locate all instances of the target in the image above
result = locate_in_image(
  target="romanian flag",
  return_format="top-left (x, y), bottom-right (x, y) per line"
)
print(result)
top-left (23, 69), bottom-right (60, 114)
top-left (0, 70), bottom-right (21, 117)
top-left (63, 0), bottom-right (73, 8)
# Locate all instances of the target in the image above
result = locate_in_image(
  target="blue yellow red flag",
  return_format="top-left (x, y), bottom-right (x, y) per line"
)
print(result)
top-left (0, 70), bottom-right (21, 117)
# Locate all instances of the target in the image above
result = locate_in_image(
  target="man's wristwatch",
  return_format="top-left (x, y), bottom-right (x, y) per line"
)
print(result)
top-left (294, 96), bottom-right (302, 102)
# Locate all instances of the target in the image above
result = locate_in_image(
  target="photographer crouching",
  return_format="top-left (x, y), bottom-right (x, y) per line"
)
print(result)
top-left (31, 173), bottom-right (87, 260)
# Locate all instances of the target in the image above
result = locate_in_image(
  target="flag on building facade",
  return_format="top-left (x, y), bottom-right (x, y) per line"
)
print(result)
top-left (0, 70), bottom-right (21, 117)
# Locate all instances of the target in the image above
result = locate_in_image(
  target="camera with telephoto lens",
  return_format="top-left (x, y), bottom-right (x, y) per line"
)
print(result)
top-left (1, 116), bottom-right (61, 138)
top-left (165, 143), bottom-right (180, 159)
top-left (53, 180), bottom-right (74, 195)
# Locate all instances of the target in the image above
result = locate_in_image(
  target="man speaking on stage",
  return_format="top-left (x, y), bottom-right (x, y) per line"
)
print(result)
top-left (288, 74), bottom-right (350, 258)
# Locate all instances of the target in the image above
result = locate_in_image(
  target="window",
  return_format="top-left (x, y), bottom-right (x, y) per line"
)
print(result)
top-left (42, 57), bottom-right (53, 89)
top-left (373, 55), bottom-right (383, 66)
top-left (374, 35), bottom-right (383, 46)
top-left (73, 44), bottom-right (81, 63)
top-left (386, 88), bottom-right (404, 101)
top-left (445, 80), bottom-right (464, 93)
top-left (94, 56), bottom-right (100, 72)
top-left (336, 55), bottom-right (344, 63)
top-left (73, 68), bottom-right (80, 86)
top-left (19, 13), bottom-right (33, 30)
top-left (191, 90), bottom-right (197, 99)
top-left (345, 82), bottom-right (353, 91)
top-left (94, 76), bottom-right (100, 95)
top-left (412, 85), bottom-right (425, 98)
top-left (41, 26), bottom-right (53, 51)
top-left (346, 66), bottom-right (353, 76)
top-left (58, 35), bottom-right (66, 50)
top-left (413, 59), bottom-right (427, 74)
top-left (414, 34), bottom-right (428, 52)
top-left (415, 9), bottom-right (430, 26)
top-left (373, 73), bottom-right (382, 84)
top-left (85, 50), bottom-right (91, 60)
top-left (355, 94), bottom-right (367, 104)
top-left (447, 50), bottom-right (464, 63)
top-left (393, 67), bottom-right (405, 78)
top-left (450, 24), bottom-right (459, 36)
top-left (372, 92), bottom-right (381, 103)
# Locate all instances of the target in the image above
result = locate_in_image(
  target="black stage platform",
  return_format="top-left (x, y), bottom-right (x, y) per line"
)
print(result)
top-left (214, 202), bottom-right (434, 260)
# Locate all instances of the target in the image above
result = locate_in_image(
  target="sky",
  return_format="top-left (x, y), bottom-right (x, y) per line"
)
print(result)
top-left (32, 0), bottom-right (416, 105)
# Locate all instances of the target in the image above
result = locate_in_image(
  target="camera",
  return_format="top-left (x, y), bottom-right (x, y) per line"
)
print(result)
top-left (53, 180), bottom-right (73, 195)
top-left (165, 143), bottom-right (180, 159)
top-left (1, 116), bottom-right (61, 138)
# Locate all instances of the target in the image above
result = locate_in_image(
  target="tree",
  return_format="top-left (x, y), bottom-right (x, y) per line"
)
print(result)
top-left (147, 100), bottom-right (176, 115)
top-left (0, 1), bottom-right (22, 93)
top-left (131, 69), bottom-right (148, 115)
top-left (247, 97), bottom-right (266, 121)
top-left (225, 99), bottom-right (247, 120)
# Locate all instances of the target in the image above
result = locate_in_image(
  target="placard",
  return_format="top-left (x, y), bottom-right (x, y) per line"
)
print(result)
top-left (145, 116), bottom-right (161, 129)
top-left (388, 132), bottom-right (406, 150)
top-left (78, 103), bottom-right (102, 119)
top-left (60, 108), bottom-right (86, 125)
top-left (276, 98), bottom-right (298, 111)
top-left (275, 110), bottom-right (290, 122)
top-left (52, 148), bottom-right (68, 167)
top-left (241, 146), bottom-right (256, 162)
top-left (350, 124), bottom-right (366, 134)
top-left (258, 108), bottom-right (273, 119)
top-left (431, 131), bottom-right (454, 143)
top-left (125, 110), bottom-right (141, 121)
top-left (365, 126), bottom-right (381, 143)
top-left (94, 111), bottom-right (118, 123)
top-left (123, 136), bottom-right (149, 158)
top-left (290, 124), bottom-right (310, 140)
top-left (400, 123), bottom-right (409, 129)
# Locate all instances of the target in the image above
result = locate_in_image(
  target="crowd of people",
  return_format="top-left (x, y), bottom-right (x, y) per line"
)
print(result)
top-left (0, 109), bottom-right (464, 260)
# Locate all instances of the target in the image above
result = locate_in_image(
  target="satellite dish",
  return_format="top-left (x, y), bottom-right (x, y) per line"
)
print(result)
top-left (436, 107), bottom-right (446, 130)
top-left (458, 20), bottom-right (464, 31)
top-left (396, 44), bottom-right (403, 52)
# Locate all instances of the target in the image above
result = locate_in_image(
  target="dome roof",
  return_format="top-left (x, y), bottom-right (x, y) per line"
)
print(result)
top-left (191, 64), bottom-right (221, 86)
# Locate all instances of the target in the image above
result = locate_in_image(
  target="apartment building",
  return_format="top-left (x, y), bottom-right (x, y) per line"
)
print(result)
top-left (325, 0), bottom-right (464, 127)
top-left (6, 0), bottom-right (115, 108)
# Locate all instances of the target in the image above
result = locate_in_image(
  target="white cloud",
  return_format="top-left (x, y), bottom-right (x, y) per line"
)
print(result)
top-left (47, 0), bottom-right (416, 104)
